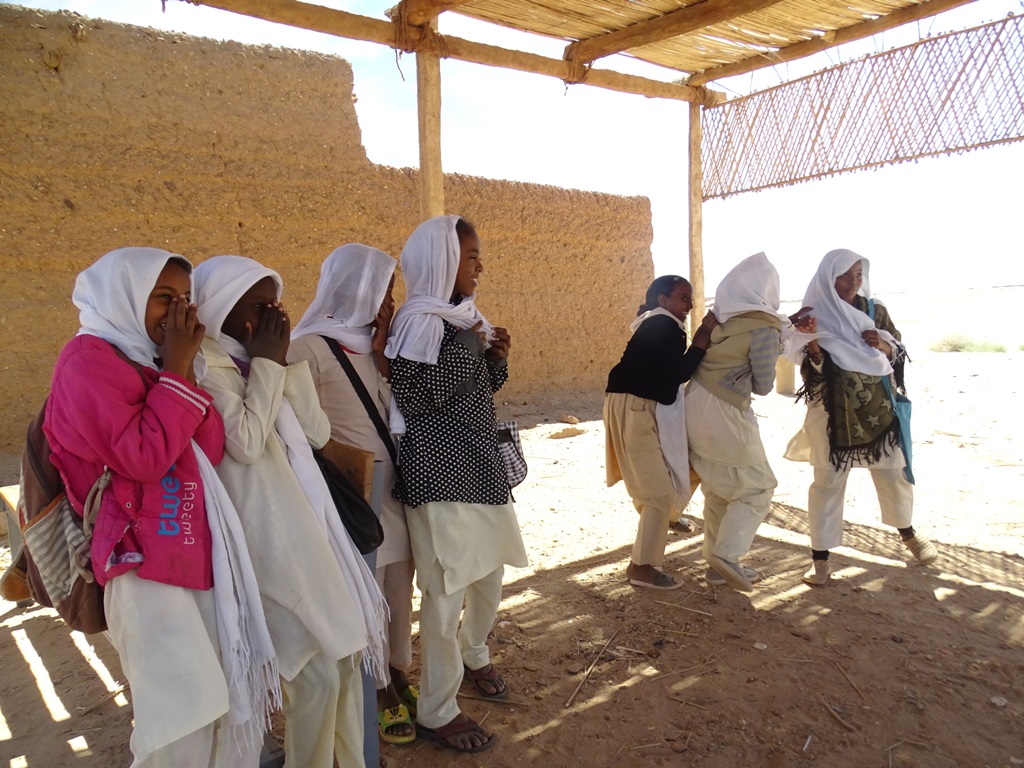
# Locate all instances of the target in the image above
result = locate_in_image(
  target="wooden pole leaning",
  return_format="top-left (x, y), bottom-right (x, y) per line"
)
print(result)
top-left (687, 100), bottom-right (705, 327)
top-left (417, 19), bottom-right (445, 220)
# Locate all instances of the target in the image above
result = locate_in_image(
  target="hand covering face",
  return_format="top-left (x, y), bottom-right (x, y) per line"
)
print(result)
top-left (75, 246), bottom-right (193, 369)
top-left (193, 255), bottom-right (283, 362)
top-left (291, 244), bottom-right (396, 354)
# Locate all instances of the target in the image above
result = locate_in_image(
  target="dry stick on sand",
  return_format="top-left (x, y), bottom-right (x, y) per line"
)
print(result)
top-left (78, 685), bottom-right (128, 717)
top-left (835, 661), bottom-right (871, 704)
top-left (603, 743), bottom-right (626, 767)
top-left (667, 695), bottom-right (707, 710)
top-left (820, 695), bottom-right (858, 732)
top-left (652, 600), bottom-right (713, 617)
top-left (457, 692), bottom-right (528, 707)
top-left (564, 629), bottom-right (620, 708)
top-left (630, 741), bottom-right (662, 751)
top-left (656, 626), bottom-right (700, 637)
top-left (652, 661), bottom-right (715, 682)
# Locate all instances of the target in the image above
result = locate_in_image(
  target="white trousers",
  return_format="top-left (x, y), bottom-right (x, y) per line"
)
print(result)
top-left (106, 572), bottom-right (261, 768)
top-left (416, 559), bottom-right (504, 729)
top-left (690, 455), bottom-right (776, 565)
top-left (280, 652), bottom-right (364, 768)
top-left (374, 558), bottom-right (415, 684)
top-left (808, 464), bottom-right (914, 551)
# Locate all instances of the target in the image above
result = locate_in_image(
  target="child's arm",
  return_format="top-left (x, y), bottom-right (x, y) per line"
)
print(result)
top-left (634, 315), bottom-right (706, 384)
top-left (484, 325), bottom-right (511, 393)
top-left (48, 340), bottom-right (212, 483)
top-left (282, 360), bottom-right (332, 449)
top-left (749, 327), bottom-right (780, 396)
top-left (390, 329), bottom-right (480, 418)
top-left (193, 402), bottom-right (226, 465)
top-left (201, 355), bottom-right (288, 465)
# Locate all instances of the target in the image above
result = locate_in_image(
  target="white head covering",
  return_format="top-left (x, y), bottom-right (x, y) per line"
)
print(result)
top-left (193, 255), bottom-right (283, 362)
top-left (291, 244), bottom-right (396, 353)
top-left (384, 215), bottom-right (491, 365)
top-left (798, 248), bottom-right (893, 376)
top-left (712, 252), bottom-right (787, 324)
top-left (74, 246), bottom-right (194, 370)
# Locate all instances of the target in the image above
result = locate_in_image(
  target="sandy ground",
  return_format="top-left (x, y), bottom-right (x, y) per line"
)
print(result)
top-left (2, 351), bottom-right (1023, 768)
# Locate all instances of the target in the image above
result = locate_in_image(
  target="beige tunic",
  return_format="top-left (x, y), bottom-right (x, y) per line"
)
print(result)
top-left (288, 334), bottom-right (411, 568)
top-left (200, 340), bottom-right (367, 681)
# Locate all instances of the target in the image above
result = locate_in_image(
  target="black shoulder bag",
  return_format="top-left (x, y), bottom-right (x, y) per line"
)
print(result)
top-left (320, 336), bottom-right (399, 472)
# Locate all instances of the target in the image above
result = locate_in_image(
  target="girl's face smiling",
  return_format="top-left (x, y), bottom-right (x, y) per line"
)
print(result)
top-left (222, 276), bottom-right (279, 342)
top-left (658, 280), bottom-right (694, 322)
top-left (834, 260), bottom-right (864, 304)
top-left (145, 261), bottom-right (192, 345)
top-left (451, 230), bottom-right (483, 301)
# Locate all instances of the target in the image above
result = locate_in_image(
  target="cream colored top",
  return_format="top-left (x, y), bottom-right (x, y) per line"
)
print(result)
top-left (200, 339), bottom-right (368, 681)
top-left (288, 334), bottom-right (412, 568)
top-left (406, 500), bottom-right (528, 595)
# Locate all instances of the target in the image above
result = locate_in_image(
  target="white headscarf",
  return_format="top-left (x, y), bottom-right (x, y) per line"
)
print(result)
top-left (291, 244), bottom-right (396, 353)
top-left (384, 215), bottom-right (491, 365)
top-left (712, 252), bottom-right (788, 324)
top-left (792, 248), bottom-right (894, 376)
top-left (74, 246), bottom-right (193, 369)
top-left (193, 255), bottom-right (283, 362)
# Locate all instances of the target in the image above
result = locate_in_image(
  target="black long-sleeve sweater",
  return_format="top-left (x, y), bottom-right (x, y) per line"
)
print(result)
top-left (605, 314), bottom-right (705, 405)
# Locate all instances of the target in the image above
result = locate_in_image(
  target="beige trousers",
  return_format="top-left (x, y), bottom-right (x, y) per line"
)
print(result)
top-left (375, 558), bottom-right (415, 683)
top-left (280, 652), bottom-right (364, 768)
top-left (690, 454), bottom-right (776, 565)
top-left (808, 465), bottom-right (914, 551)
top-left (416, 559), bottom-right (504, 729)
top-left (604, 392), bottom-right (677, 567)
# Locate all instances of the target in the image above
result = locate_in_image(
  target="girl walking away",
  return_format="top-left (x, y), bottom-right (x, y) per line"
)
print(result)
top-left (786, 249), bottom-right (937, 586)
top-left (289, 244), bottom-right (420, 747)
top-left (44, 247), bottom-right (278, 768)
top-left (384, 215), bottom-right (528, 754)
top-left (686, 253), bottom-right (803, 592)
top-left (605, 275), bottom-right (717, 590)
top-left (193, 255), bottom-right (387, 768)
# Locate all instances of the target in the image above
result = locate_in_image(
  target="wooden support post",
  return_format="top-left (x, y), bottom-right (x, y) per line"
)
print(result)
top-left (417, 20), bottom-right (444, 220)
top-left (687, 100), bottom-right (705, 326)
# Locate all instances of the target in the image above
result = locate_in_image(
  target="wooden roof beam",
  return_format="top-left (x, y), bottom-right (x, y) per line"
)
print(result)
top-left (388, 0), bottom-right (473, 27)
top-left (688, 0), bottom-right (979, 86)
top-left (565, 0), bottom-right (787, 65)
top-left (179, 0), bottom-right (725, 104)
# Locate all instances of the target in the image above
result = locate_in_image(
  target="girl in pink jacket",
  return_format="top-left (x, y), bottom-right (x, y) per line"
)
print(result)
top-left (44, 247), bottom-right (278, 768)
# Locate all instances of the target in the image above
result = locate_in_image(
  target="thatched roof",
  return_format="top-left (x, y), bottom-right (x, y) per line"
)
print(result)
top-left (451, 0), bottom-right (976, 83)
top-left (192, 0), bottom-right (981, 102)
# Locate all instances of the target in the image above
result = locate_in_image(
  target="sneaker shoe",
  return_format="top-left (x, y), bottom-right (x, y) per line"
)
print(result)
top-left (707, 555), bottom-right (754, 592)
top-left (669, 518), bottom-right (694, 533)
top-left (802, 559), bottom-right (832, 586)
top-left (705, 566), bottom-right (761, 586)
top-left (903, 535), bottom-right (938, 565)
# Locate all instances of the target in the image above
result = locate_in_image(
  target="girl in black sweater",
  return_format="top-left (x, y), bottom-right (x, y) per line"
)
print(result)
top-left (604, 275), bottom-right (716, 589)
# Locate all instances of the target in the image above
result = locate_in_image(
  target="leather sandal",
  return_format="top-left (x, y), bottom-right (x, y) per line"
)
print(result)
top-left (463, 663), bottom-right (509, 700)
top-left (417, 716), bottom-right (496, 753)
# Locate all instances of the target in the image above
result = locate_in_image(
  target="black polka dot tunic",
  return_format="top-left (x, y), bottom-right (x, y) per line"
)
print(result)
top-left (391, 321), bottom-right (510, 508)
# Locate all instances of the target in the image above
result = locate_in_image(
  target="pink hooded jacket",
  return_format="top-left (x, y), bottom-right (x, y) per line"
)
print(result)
top-left (44, 335), bottom-right (224, 589)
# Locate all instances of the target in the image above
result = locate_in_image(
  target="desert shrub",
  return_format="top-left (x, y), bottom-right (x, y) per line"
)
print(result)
top-left (931, 334), bottom-right (1006, 353)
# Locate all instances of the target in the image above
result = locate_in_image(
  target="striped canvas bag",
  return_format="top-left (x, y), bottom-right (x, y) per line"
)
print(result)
top-left (18, 402), bottom-right (110, 634)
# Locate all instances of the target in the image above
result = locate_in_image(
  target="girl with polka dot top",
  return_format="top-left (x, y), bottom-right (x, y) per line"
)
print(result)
top-left (384, 215), bottom-right (528, 754)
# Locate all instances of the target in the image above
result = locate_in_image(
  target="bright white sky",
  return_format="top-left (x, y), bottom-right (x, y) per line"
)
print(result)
top-left (8, 0), bottom-right (1024, 297)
